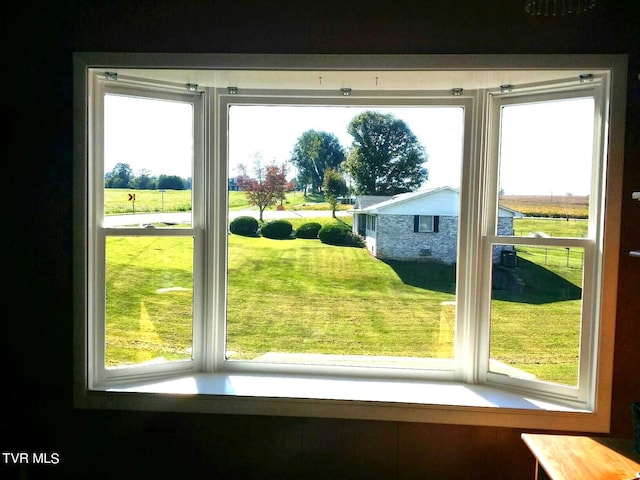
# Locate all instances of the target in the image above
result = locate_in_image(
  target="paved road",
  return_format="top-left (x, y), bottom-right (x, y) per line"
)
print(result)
top-left (104, 208), bottom-right (350, 227)
top-left (230, 208), bottom-right (350, 220)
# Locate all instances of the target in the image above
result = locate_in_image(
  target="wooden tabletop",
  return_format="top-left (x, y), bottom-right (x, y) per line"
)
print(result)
top-left (521, 433), bottom-right (640, 480)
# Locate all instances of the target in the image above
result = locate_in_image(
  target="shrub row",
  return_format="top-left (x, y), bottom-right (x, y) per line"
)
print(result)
top-left (229, 217), bottom-right (364, 247)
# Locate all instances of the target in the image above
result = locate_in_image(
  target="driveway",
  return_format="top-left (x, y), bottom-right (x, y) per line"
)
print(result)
top-left (230, 208), bottom-right (350, 220)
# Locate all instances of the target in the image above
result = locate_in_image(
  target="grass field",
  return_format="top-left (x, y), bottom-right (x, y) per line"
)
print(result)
top-left (104, 189), bottom-right (588, 219)
top-left (512, 216), bottom-right (587, 238)
top-left (104, 188), bottom-right (350, 215)
top-left (226, 232), bottom-right (456, 361)
top-left (105, 236), bottom-right (194, 365)
top-left (105, 211), bottom-right (585, 386)
top-left (103, 188), bottom-right (588, 386)
top-left (500, 194), bottom-right (589, 219)
top-left (105, 188), bottom-right (192, 215)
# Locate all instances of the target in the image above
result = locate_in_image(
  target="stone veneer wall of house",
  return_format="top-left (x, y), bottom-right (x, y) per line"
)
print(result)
top-left (494, 216), bottom-right (517, 263)
top-left (374, 215), bottom-right (457, 263)
top-left (372, 215), bottom-right (515, 264)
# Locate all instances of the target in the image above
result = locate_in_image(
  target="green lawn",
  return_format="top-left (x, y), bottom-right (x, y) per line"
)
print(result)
top-left (226, 232), bottom-right (455, 360)
top-left (490, 217), bottom-right (586, 385)
top-left (105, 235), bottom-right (194, 366)
top-left (512, 217), bottom-right (587, 238)
top-left (104, 215), bottom-right (585, 386)
top-left (489, 297), bottom-right (581, 384)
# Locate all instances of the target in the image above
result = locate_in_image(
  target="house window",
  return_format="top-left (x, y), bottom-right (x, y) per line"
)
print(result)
top-left (366, 215), bottom-right (377, 232)
top-left (415, 215), bottom-right (439, 233)
top-left (75, 54), bottom-right (625, 431)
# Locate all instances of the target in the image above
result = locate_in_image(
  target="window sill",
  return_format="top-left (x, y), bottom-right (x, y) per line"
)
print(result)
top-left (78, 372), bottom-right (608, 432)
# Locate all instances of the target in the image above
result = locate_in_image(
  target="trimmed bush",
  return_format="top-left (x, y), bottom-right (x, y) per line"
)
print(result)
top-left (318, 223), bottom-right (365, 247)
top-left (295, 222), bottom-right (322, 239)
top-left (260, 219), bottom-right (294, 239)
top-left (229, 216), bottom-right (259, 236)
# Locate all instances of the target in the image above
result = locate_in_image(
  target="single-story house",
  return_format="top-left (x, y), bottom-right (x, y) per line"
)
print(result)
top-left (351, 186), bottom-right (523, 264)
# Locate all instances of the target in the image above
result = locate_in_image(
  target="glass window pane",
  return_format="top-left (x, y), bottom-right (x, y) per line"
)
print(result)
top-left (497, 98), bottom-right (594, 234)
top-left (105, 236), bottom-right (194, 367)
top-left (419, 215), bottom-right (434, 232)
top-left (103, 94), bottom-right (193, 227)
top-left (226, 105), bottom-right (463, 369)
top-left (489, 244), bottom-right (584, 386)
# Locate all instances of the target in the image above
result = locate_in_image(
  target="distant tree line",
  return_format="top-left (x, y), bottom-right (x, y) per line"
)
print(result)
top-left (105, 163), bottom-right (191, 190)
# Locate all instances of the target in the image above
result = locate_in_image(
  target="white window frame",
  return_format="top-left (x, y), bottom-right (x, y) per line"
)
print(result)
top-left (479, 84), bottom-right (607, 406)
top-left (74, 53), bottom-right (626, 432)
top-left (216, 92), bottom-right (467, 381)
top-left (88, 79), bottom-right (206, 386)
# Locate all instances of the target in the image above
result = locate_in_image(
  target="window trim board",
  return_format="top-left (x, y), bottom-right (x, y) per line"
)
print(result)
top-left (77, 372), bottom-right (609, 432)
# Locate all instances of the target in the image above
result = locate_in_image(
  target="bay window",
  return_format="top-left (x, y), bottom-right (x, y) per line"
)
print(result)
top-left (74, 53), bottom-right (626, 431)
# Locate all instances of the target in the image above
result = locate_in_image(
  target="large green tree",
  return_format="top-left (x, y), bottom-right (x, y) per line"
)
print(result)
top-left (343, 111), bottom-right (428, 195)
top-left (289, 130), bottom-right (345, 194)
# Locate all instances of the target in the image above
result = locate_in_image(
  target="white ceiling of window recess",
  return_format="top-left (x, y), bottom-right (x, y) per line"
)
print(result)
top-left (112, 68), bottom-right (605, 91)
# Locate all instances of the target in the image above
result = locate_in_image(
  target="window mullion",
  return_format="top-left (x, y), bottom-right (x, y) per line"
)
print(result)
top-left (455, 92), bottom-right (484, 384)
top-left (191, 89), bottom-right (207, 372)
top-left (90, 228), bottom-right (107, 387)
top-left (209, 87), bottom-right (228, 372)
top-left (88, 74), bottom-right (107, 388)
top-left (463, 87), bottom-right (505, 387)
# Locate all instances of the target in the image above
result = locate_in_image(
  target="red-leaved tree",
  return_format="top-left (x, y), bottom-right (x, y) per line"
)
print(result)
top-left (236, 158), bottom-right (290, 222)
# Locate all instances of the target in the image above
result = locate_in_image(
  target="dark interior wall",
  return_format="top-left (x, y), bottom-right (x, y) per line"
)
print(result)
top-left (4, 1), bottom-right (638, 479)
